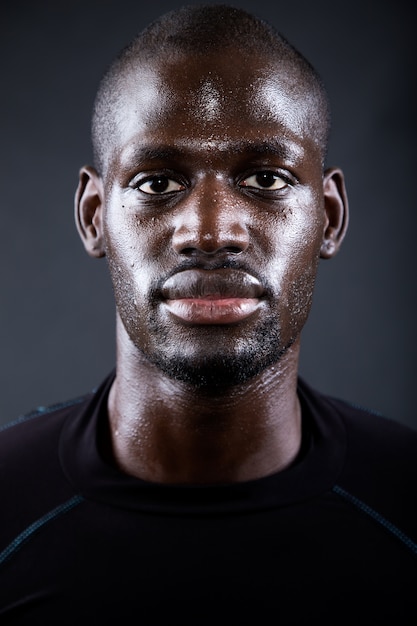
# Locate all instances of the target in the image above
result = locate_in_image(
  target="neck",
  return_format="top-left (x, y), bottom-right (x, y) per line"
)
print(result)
top-left (107, 322), bottom-right (302, 485)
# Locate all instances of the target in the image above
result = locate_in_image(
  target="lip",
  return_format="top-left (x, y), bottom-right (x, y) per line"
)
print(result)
top-left (161, 269), bottom-right (264, 324)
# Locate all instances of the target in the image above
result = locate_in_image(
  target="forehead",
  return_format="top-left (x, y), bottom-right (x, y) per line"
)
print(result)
top-left (109, 51), bottom-right (319, 167)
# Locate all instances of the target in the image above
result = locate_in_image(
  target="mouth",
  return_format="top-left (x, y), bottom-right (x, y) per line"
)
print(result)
top-left (160, 268), bottom-right (265, 325)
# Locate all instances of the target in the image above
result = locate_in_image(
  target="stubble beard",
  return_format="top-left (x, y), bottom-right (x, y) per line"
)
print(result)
top-left (111, 259), bottom-right (316, 392)
top-left (135, 273), bottom-right (315, 390)
top-left (135, 308), bottom-right (298, 391)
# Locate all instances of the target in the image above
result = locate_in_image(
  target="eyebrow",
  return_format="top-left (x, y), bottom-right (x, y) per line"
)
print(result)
top-left (247, 141), bottom-right (304, 163)
top-left (121, 139), bottom-right (303, 166)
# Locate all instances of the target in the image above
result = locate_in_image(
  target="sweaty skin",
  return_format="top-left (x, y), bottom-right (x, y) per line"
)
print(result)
top-left (76, 50), bottom-right (348, 484)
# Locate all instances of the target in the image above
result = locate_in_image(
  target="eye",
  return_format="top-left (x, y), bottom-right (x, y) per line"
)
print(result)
top-left (137, 175), bottom-right (186, 195)
top-left (239, 171), bottom-right (287, 190)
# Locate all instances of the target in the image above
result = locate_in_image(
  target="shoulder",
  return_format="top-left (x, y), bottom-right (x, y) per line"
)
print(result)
top-left (0, 393), bottom-right (92, 535)
top-left (309, 380), bottom-right (417, 484)
top-left (325, 392), bottom-right (417, 470)
top-left (328, 392), bottom-right (417, 506)
top-left (0, 396), bottom-right (93, 572)
top-left (0, 393), bottom-right (90, 458)
top-left (299, 377), bottom-right (417, 463)
top-left (300, 379), bottom-right (417, 545)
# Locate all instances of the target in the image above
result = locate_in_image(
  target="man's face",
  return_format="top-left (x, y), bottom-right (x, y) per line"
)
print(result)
top-left (100, 51), bottom-right (328, 386)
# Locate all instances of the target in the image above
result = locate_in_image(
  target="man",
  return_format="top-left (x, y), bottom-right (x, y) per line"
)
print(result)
top-left (0, 5), bottom-right (415, 624)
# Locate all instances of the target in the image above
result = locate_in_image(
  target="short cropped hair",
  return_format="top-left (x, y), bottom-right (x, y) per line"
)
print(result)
top-left (92, 4), bottom-right (331, 174)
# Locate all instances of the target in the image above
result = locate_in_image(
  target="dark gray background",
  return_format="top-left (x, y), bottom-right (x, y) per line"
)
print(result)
top-left (1, 0), bottom-right (416, 428)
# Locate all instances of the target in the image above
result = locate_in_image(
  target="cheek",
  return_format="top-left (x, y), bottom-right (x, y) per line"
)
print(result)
top-left (103, 204), bottom-right (158, 280)
top-left (102, 206), bottom-right (145, 322)
top-left (260, 196), bottom-right (324, 336)
top-left (102, 202), bottom-right (172, 337)
top-left (289, 227), bottom-right (324, 324)
top-left (265, 199), bottom-right (324, 283)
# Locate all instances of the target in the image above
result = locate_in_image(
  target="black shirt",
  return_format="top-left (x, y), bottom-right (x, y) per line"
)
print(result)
top-left (1, 372), bottom-right (416, 624)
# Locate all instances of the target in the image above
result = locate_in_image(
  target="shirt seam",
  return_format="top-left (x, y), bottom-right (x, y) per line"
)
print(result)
top-left (0, 396), bottom-right (88, 433)
top-left (332, 484), bottom-right (417, 557)
top-left (0, 494), bottom-right (84, 567)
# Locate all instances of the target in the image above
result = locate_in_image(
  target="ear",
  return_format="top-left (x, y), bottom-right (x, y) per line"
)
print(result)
top-left (74, 165), bottom-right (106, 258)
top-left (320, 167), bottom-right (349, 259)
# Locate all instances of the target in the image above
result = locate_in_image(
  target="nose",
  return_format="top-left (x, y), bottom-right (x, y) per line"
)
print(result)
top-left (171, 180), bottom-right (250, 256)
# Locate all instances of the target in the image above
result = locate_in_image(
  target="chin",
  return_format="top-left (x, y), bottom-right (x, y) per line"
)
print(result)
top-left (149, 353), bottom-right (282, 390)
top-left (142, 320), bottom-right (294, 390)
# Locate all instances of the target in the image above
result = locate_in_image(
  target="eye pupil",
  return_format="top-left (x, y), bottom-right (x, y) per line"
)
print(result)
top-left (256, 172), bottom-right (276, 188)
top-left (150, 176), bottom-right (169, 193)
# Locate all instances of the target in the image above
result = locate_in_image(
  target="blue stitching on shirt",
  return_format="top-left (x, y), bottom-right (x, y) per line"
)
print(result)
top-left (0, 396), bottom-right (87, 433)
top-left (333, 485), bottom-right (417, 556)
top-left (0, 495), bottom-right (84, 566)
